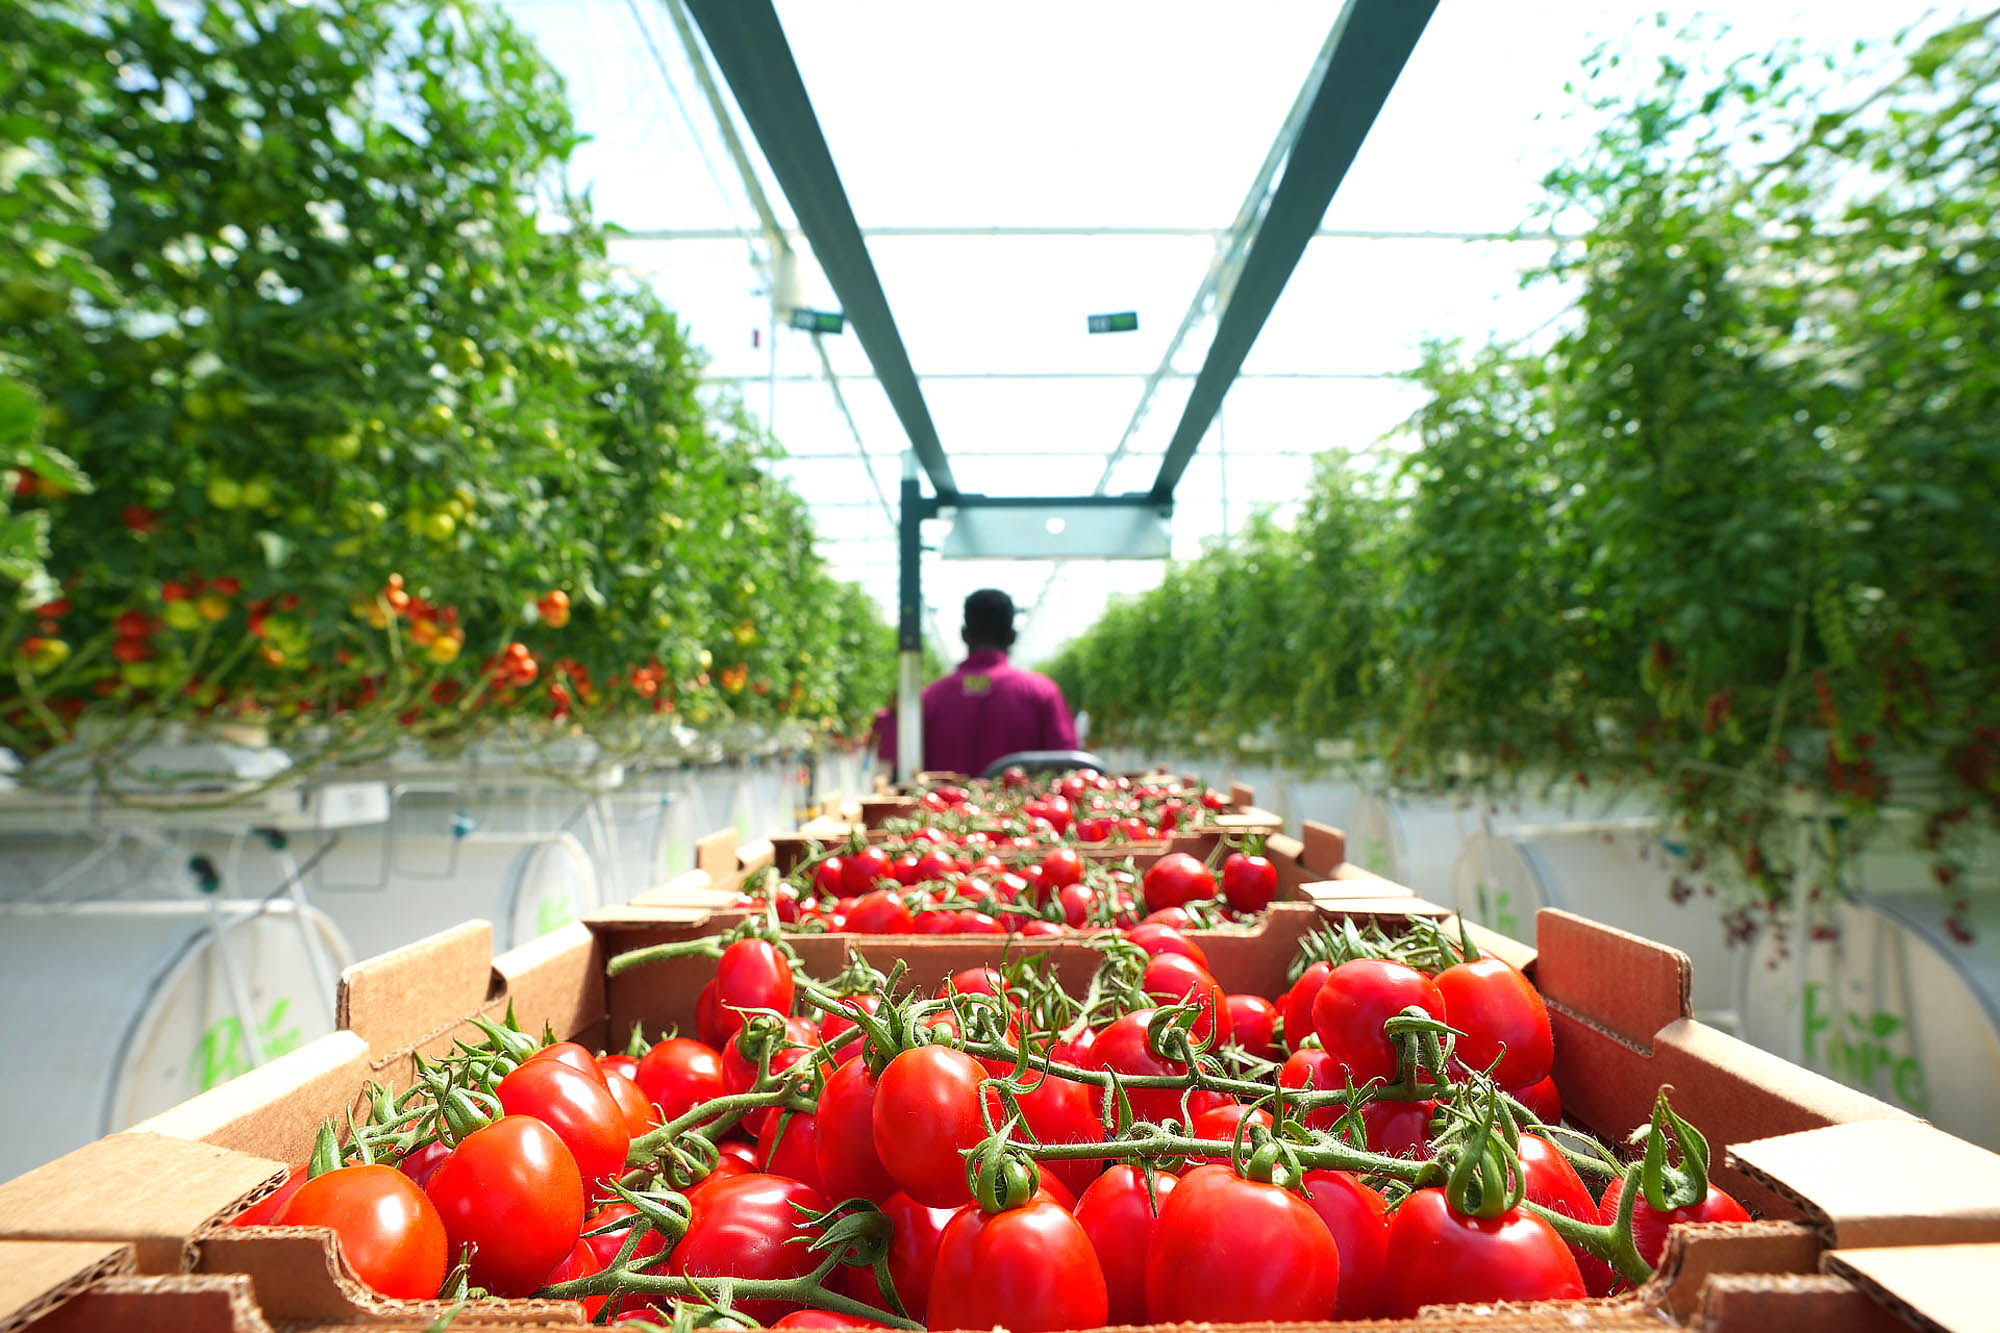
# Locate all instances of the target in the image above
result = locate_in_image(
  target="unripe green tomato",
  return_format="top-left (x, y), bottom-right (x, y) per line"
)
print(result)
top-left (206, 476), bottom-right (242, 509)
top-left (164, 600), bottom-right (203, 632)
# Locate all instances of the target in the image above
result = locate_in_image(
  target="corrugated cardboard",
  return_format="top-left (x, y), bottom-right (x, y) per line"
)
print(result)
top-left (130, 1033), bottom-right (371, 1161)
top-left (1728, 1120), bottom-right (2000, 1250)
top-left (1823, 1244), bottom-right (2000, 1333)
top-left (1693, 1273), bottom-right (1912, 1333)
top-left (24, 1272), bottom-right (268, 1333)
top-left (0, 1241), bottom-right (132, 1333)
top-left (0, 1135), bottom-right (282, 1273)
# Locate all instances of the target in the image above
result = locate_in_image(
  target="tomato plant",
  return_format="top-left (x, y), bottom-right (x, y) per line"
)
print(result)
top-left (1145, 1165), bottom-right (1340, 1323)
top-left (424, 1116), bottom-right (584, 1297)
top-left (274, 1164), bottom-right (448, 1299)
top-left (927, 1196), bottom-right (1108, 1333)
top-left (1381, 1187), bottom-right (1585, 1316)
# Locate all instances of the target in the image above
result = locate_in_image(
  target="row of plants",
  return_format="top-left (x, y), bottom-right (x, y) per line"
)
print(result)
top-left (0, 0), bottom-right (896, 789)
top-left (1047, 15), bottom-right (2000, 931)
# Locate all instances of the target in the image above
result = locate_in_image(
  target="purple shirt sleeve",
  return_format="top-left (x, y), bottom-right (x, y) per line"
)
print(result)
top-left (1043, 679), bottom-right (1077, 750)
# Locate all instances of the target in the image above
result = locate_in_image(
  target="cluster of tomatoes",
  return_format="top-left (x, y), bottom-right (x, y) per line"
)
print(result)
top-left (228, 909), bottom-right (1750, 1329)
top-left (739, 837), bottom-right (1279, 939)
top-left (908, 769), bottom-right (1230, 843)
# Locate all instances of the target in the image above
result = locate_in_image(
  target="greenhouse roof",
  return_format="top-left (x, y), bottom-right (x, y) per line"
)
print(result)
top-left (496, 0), bottom-right (1964, 665)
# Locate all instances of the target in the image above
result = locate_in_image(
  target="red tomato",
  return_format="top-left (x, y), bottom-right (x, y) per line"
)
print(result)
top-left (814, 1056), bottom-right (900, 1202)
top-left (1361, 1098), bottom-right (1438, 1158)
top-left (812, 856), bottom-right (846, 898)
top-left (770, 1312), bottom-right (886, 1328)
top-left (1280, 961), bottom-right (1331, 1052)
top-left (694, 980), bottom-right (726, 1049)
top-left (1597, 1175), bottom-right (1752, 1269)
top-left (714, 938), bottom-right (795, 1041)
top-left (1519, 1131), bottom-right (1616, 1295)
top-left (1020, 918), bottom-right (1067, 938)
top-left (845, 1191), bottom-right (957, 1322)
top-left (891, 853), bottom-right (925, 886)
top-left (1074, 1165), bottom-right (1178, 1325)
top-left (1146, 1165), bottom-right (1339, 1322)
top-left (1225, 994), bottom-right (1279, 1061)
top-left (1141, 853), bottom-right (1216, 912)
top-left (1312, 959), bottom-right (1447, 1085)
top-left (936, 965), bottom-right (1008, 1003)
top-left (913, 849), bottom-right (957, 884)
top-left (756, 1110), bottom-right (825, 1193)
top-left (1382, 1188), bottom-right (1584, 1315)
top-left (425, 1116), bottom-right (584, 1296)
top-left (1434, 957), bottom-right (1554, 1088)
top-left (274, 1164), bottom-right (447, 1299)
top-left (232, 1163), bottom-right (307, 1226)
top-left (872, 1046), bottom-right (990, 1207)
top-left (1014, 1068), bottom-right (1107, 1197)
top-left (846, 888), bottom-right (914, 933)
top-left (1122, 922), bottom-right (1209, 969)
top-left (602, 1071), bottom-right (651, 1139)
top-left (634, 1037), bottom-right (724, 1126)
top-left (527, 1041), bottom-right (611, 1087)
top-left (1038, 848), bottom-right (1085, 897)
top-left (1056, 883), bottom-right (1096, 927)
top-left (396, 1142), bottom-right (449, 1191)
top-left (1140, 953), bottom-right (1231, 1046)
top-left (818, 994), bottom-right (881, 1063)
top-left (1188, 1102), bottom-right (1274, 1160)
top-left (1220, 852), bottom-right (1279, 913)
top-left (495, 1057), bottom-right (631, 1190)
top-left (670, 1173), bottom-right (829, 1324)
top-left (928, 1197), bottom-right (1108, 1333)
top-left (581, 1200), bottom-right (668, 1269)
top-left (544, 1237), bottom-right (612, 1320)
top-left (1090, 1010), bottom-right (1227, 1125)
top-left (1276, 1048), bottom-right (1343, 1131)
top-left (1512, 1074), bottom-right (1564, 1124)
top-left (1299, 1170), bottom-right (1391, 1319)
top-left (957, 910), bottom-right (1006, 935)
top-left (598, 1052), bottom-right (641, 1084)
top-left (911, 909), bottom-right (958, 935)
top-left (842, 847), bottom-right (896, 896)
top-left (721, 1015), bottom-right (817, 1137)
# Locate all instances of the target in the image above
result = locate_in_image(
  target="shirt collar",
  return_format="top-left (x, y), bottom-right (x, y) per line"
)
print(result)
top-left (960, 650), bottom-right (1009, 671)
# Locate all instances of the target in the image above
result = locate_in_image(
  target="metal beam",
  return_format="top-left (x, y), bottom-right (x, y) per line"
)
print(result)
top-left (701, 370), bottom-right (1411, 384)
top-left (682, 0), bottom-right (956, 498)
top-left (611, 226), bottom-right (1570, 243)
top-left (1148, 0), bottom-right (1435, 501)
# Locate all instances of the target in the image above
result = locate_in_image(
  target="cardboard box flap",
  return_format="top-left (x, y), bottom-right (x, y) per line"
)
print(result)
top-left (630, 869), bottom-right (717, 907)
top-left (493, 921), bottom-right (604, 1056)
top-left (0, 1240), bottom-right (132, 1333)
top-left (1694, 1273), bottom-right (1908, 1333)
top-left (737, 837), bottom-right (775, 873)
top-left (1228, 781), bottom-right (1255, 807)
top-left (193, 1231), bottom-right (582, 1326)
top-left (1299, 820), bottom-right (1345, 875)
top-left (695, 827), bottom-right (739, 876)
top-left (26, 1273), bottom-right (269, 1333)
top-left (1644, 1219), bottom-right (1822, 1318)
top-left (129, 1032), bottom-right (371, 1164)
top-left (1730, 1121), bottom-right (2000, 1248)
top-left (1824, 1244), bottom-right (2000, 1333)
top-left (338, 920), bottom-right (498, 1063)
top-left (0, 1134), bottom-right (283, 1274)
top-left (1535, 908), bottom-right (1691, 1048)
top-left (1261, 829), bottom-right (1305, 866)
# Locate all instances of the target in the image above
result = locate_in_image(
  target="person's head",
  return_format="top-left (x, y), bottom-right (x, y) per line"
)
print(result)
top-left (962, 588), bottom-right (1016, 654)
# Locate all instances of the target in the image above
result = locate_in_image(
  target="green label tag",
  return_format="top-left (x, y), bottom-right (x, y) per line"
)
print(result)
top-left (193, 998), bottom-right (303, 1092)
top-left (1802, 982), bottom-right (1929, 1112)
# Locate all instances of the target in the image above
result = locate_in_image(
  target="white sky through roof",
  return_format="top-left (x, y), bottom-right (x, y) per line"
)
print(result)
top-left (500, 0), bottom-right (1965, 667)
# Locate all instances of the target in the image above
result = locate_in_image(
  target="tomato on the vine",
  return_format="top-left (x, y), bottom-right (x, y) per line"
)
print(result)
top-left (1280, 960), bottom-right (1331, 1052)
top-left (713, 938), bottom-right (794, 1040)
top-left (1519, 1131), bottom-right (1616, 1295)
top-left (274, 1164), bottom-right (448, 1299)
top-left (1382, 1188), bottom-right (1584, 1315)
top-left (842, 847), bottom-right (895, 896)
top-left (1299, 1169), bottom-right (1391, 1319)
top-left (1312, 959), bottom-right (1446, 1085)
top-left (1225, 993), bottom-right (1280, 1061)
top-left (1220, 851), bottom-right (1279, 913)
top-left (526, 1041), bottom-right (610, 1087)
top-left (1140, 952), bottom-right (1231, 1045)
top-left (1433, 956), bottom-right (1554, 1088)
top-left (844, 888), bottom-right (914, 934)
top-left (424, 1115), bottom-right (584, 1297)
top-left (1597, 1174), bottom-right (1751, 1268)
top-left (1074, 1165), bottom-right (1178, 1325)
top-left (1089, 1010), bottom-right (1225, 1125)
top-left (1140, 853), bottom-right (1215, 912)
top-left (1122, 921), bottom-right (1209, 969)
top-left (495, 1056), bottom-right (630, 1190)
top-left (669, 1172), bottom-right (829, 1324)
top-left (755, 1110), bottom-right (825, 1193)
top-left (871, 1045), bottom-right (991, 1207)
top-left (1146, 1165), bottom-right (1339, 1323)
top-left (815, 1055), bottom-right (900, 1203)
top-left (602, 1070), bottom-right (652, 1138)
top-left (1012, 1067), bottom-right (1106, 1198)
top-left (844, 1190), bottom-right (958, 1322)
top-left (634, 1037), bottom-right (724, 1126)
top-left (928, 1196), bottom-right (1108, 1333)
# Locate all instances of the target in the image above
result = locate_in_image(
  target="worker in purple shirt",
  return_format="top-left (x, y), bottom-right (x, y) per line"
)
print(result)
top-left (920, 589), bottom-right (1077, 776)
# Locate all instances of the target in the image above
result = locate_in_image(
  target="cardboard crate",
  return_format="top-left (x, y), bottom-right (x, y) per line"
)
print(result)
top-left (6, 899), bottom-right (1997, 1331)
top-left (858, 778), bottom-right (1283, 837)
